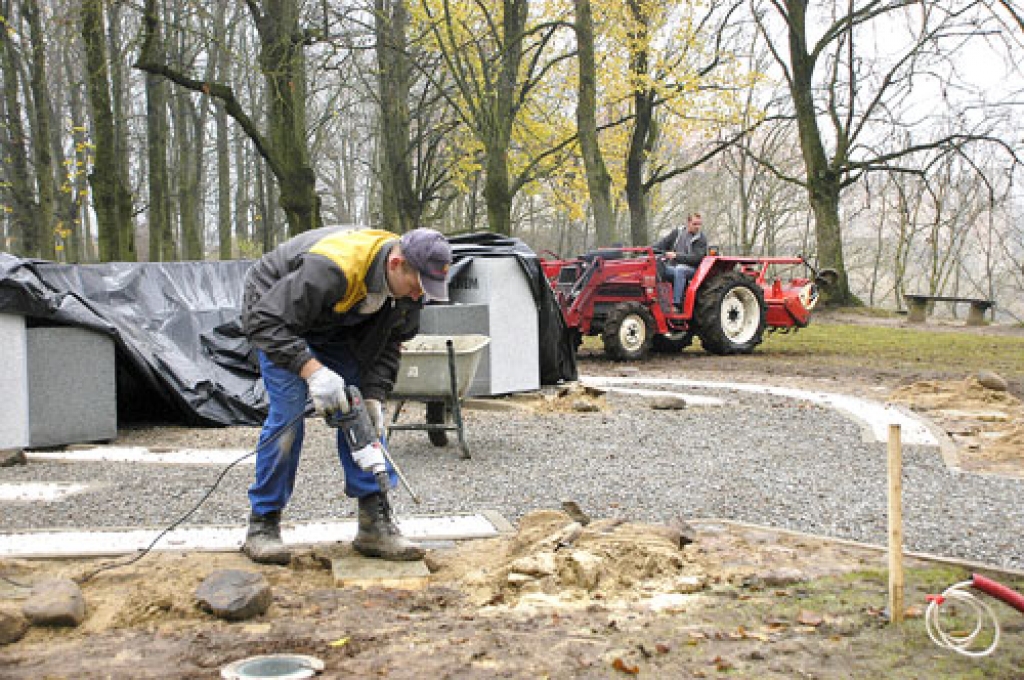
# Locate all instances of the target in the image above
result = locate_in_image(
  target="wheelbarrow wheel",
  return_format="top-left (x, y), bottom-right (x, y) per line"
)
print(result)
top-left (426, 401), bottom-right (449, 447)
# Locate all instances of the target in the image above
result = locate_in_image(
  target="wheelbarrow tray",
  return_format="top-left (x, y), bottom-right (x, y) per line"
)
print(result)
top-left (392, 334), bottom-right (490, 399)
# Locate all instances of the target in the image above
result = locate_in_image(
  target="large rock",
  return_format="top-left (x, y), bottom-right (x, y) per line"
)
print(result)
top-left (0, 604), bottom-right (29, 644)
top-left (22, 578), bottom-right (85, 627)
top-left (976, 371), bottom-right (1008, 392)
top-left (195, 569), bottom-right (272, 621)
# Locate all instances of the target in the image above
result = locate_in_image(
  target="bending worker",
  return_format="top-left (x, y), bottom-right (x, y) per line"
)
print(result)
top-left (240, 226), bottom-right (452, 565)
top-left (652, 212), bottom-right (708, 311)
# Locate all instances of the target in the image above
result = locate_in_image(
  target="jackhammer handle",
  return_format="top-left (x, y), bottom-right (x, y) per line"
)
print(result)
top-left (973, 573), bottom-right (1024, 614)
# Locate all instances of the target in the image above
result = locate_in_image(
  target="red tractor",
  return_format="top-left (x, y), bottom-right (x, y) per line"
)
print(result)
top-left (540, 247), bottom-right (835, 360)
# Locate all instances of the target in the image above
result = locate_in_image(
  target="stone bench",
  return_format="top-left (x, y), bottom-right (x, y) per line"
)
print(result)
top-left (904, 294), bottom-right (994, 326)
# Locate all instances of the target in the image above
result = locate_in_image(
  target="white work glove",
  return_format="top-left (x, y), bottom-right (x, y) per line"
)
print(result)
top-left (352, 442), bottom-right (386, 475)
top-left (305, 367), bottom-right (350, 416)
top-left (365, 398), bottom-right (385, 440)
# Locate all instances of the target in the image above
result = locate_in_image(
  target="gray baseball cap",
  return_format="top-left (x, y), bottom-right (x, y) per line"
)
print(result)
top-left (400, 228), bottom-right (452, 301)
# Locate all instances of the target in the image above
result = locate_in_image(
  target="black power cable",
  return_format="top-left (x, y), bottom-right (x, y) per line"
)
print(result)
top-left (0, 412), bottom-right (305, 590)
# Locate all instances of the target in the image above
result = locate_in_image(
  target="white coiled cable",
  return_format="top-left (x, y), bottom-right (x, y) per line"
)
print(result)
top-left (924, 580), bottom-right (1001, 657)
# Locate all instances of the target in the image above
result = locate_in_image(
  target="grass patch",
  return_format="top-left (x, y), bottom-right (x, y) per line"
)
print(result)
top-left (760, 324), bottom-right (1024, 377)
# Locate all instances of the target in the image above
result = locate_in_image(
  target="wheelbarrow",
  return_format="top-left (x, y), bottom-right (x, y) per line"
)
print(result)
top-left (387, 334), bottom-right (490, 459)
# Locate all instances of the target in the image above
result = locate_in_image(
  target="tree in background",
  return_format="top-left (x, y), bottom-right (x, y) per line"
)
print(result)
top-left (81, 0), bottom-right (134, 261)
top-left (752, 0), bottom-right (1017, 305)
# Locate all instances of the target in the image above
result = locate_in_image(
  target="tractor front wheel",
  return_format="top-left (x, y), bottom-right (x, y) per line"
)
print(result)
top-left (695, 272), bottom-right (767, 355)
top-left (602, 302), bottom-right (655, 361)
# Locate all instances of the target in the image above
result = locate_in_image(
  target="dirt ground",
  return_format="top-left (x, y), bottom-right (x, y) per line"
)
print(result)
top-left (2, 313), bottom-right (1024, 679)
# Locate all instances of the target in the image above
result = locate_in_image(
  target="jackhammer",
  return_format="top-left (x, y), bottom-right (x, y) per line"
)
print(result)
top-left (327, 385), bottom-right (421, 504)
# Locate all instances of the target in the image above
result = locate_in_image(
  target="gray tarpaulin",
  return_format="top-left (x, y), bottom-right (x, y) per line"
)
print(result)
top-left (0, 237), bottom-right (576, 427)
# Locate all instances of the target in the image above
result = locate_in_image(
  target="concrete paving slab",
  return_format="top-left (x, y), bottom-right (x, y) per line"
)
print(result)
top-left (331, 554), bottom-right (431, 589)
top-left (0, 512), bottom-right (507, 559)
top-left (25, 447), bottom-right (255, 466)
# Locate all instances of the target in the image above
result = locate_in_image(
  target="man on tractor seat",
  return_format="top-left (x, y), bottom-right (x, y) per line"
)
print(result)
top-left (652, 212), bottom-right (708, 312)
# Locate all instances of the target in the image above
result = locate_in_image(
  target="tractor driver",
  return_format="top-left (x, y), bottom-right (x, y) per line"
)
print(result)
top-left (652, 212), bottom-right (708, 311)
top-left (240, 226), bottom-right (452, 565)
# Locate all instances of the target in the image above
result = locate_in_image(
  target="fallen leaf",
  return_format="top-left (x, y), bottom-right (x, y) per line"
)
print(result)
top-left (611, 657), bottom-right (639, 675)
top-left (655, 642), bottom-right (671, 654)
top-left (328, 637), bottom-right (349, 647)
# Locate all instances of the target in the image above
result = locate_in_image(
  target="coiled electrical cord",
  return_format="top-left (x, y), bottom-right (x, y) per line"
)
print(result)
top-left (926, 573), bottom-right (1024, 657)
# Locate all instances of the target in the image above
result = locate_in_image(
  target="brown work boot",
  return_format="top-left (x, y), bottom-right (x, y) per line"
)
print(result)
top-left (353, 493), bottom-right (425, 561)
top-left (242, 510), bottom-right (291, 565)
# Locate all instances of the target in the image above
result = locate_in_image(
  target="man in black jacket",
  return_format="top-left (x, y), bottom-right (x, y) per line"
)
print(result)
top-left (240, 226), bottom-right (451, 565)
top-left (652, 213), bottom-right (708, 311)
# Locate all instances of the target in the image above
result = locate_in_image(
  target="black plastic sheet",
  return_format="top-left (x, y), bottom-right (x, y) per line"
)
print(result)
top-left (0, 253), bottom-right (264, 426)
top-left (0, 236), bottom-right (576, 427)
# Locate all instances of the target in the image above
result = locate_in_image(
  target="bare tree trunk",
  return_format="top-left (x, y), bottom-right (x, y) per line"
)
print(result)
top-left (63, 48), bottom-right (93, 262)
top-left (106, 1), bottom-right (134, 257)
top-left (253, 1), bottom-right (319, 236)
top-left (0, 0), bottom-right (36, 256)
top-left (624, 0), bottom-right (653, 246)
top-left (23, 0), bottom-right (56, 260)
top-left (47, 11), bottom-right (80, 262)
top-left (784, 1), bottom-right (848, 302)
top-left (375, 0), bottom-right (417, 233)
top-left (142, 0), bottom-right (172, 261)
top-left (214, 2), bottom-right (231, 259)
top-left (574, 0), bottom-right (615, 247)
top-left (81, 0), bottom-right (133, 261)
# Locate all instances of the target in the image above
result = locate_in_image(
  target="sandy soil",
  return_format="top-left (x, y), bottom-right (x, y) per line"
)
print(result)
top-left (2, 314), bottom-right (1023, 678)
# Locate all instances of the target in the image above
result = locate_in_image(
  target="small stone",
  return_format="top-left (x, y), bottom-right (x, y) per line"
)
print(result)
top-left (648, 395), bottom-right (687, 410)
top-left (561, 500), bottom-right (591, 526)
top-left (0, 449), bottom-right (27, 468)
top-left (195, 569), bottom-right (271, 621)
top-left (0, 604), bottom-right (29, 644)
top-left (509, 552), bottom-right (557, 577)
top-left (796, 609), bottom-right (823, 627)
top-left (22, 578), bottom-right (86, 627)
top-left (507, 572), bottom-right (535, 586)
top-left (567, 550), bottom-right (603, 590)
top-left (976, 371), bottom-right (1008, 392)
top-left (572, 399), bottom-right (600, 412)
top-left (671, 575), bottom-right (707, 594)
top-left (761, 568), bottom-right (806, 587)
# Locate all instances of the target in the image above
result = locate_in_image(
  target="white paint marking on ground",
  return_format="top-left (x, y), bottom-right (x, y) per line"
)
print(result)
top-left (0, 482), bottom-right (91, 502)
top-left (581, 375), bottom-right (938, 446)
top-left (0, 513), bottom-right (502, 558)
top-left (26, 447), bottom-right (255, 466)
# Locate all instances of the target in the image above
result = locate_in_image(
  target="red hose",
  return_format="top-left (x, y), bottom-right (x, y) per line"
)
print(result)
top-left (973, 574), bottom-right (1024, 614)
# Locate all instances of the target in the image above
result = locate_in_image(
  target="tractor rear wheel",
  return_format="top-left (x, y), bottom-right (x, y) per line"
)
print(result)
top-left (651, 331), bottom-right (693, 353)
top-left (695, 272), bottom-right (766, 355)
top-left (602, 302), bottom-right (655, 360)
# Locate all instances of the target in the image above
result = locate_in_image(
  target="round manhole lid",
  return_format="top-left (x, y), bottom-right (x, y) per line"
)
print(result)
top-left (220, 654), bottom-right (324, 680)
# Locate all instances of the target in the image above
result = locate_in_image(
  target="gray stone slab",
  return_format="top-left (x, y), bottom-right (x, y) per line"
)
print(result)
top-left (444, 257), bottom-right (539, 395)
top-left (26, 326), bottom-right (116, 447)
top-left (0, 315), bottom-right (29, 450)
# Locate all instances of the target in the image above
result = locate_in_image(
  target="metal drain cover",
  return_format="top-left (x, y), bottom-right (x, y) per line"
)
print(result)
top-left (220, 654), bottom-right (324, 679)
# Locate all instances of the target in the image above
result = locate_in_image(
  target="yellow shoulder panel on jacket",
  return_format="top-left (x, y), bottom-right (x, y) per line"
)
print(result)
top-left (309, 229), bottom-right (397, 313)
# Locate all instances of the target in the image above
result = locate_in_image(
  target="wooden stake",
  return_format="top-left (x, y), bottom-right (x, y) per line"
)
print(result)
top-left (888, 423), bottom-right (905, 624)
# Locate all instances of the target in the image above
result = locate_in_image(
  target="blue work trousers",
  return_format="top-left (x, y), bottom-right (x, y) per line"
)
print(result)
top-left (247, 342), bottom-right (397, 516)
top-left (668, 263), bottom-right (696, 304)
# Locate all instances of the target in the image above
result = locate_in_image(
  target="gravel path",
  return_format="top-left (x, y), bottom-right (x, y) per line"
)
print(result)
top-left (2, 382), bottom-right (1023, 571)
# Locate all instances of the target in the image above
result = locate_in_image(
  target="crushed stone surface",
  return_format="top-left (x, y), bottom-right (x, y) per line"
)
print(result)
top-left (2, 380), bottom-right (1023, 572)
